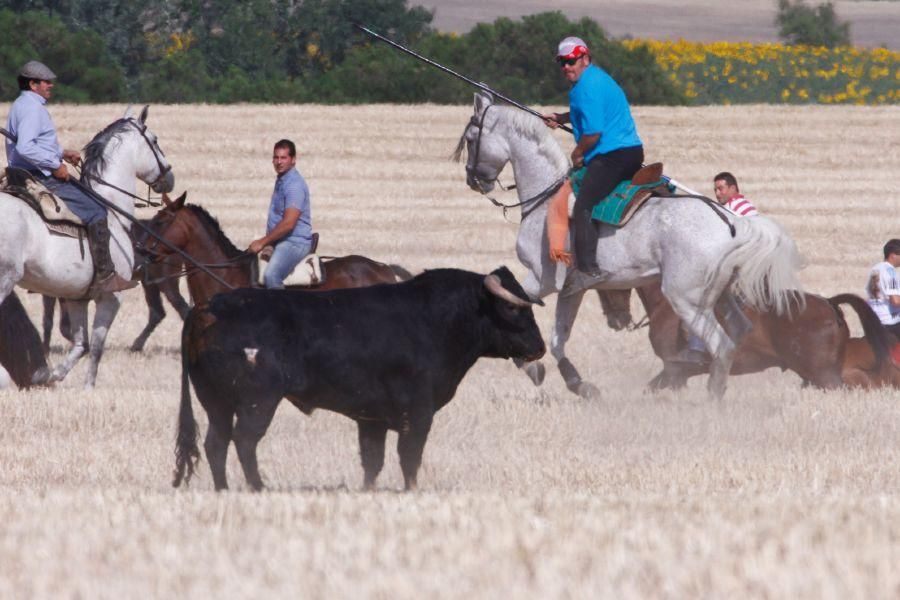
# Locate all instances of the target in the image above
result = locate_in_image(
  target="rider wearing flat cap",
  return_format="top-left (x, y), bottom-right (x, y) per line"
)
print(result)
top-left (5, 60), bottom-right (116, 289)
top-left (543, 37), bottom-right (644, 276)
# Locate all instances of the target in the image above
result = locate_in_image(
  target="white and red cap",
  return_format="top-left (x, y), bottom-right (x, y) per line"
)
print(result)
top-left (557, 37), bottom-right (589, 60)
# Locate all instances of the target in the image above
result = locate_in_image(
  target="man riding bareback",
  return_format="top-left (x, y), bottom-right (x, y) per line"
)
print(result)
top-left (5, 60), bottom-right (117, 291)
top-left (543, 37), bottom-right (644, 276)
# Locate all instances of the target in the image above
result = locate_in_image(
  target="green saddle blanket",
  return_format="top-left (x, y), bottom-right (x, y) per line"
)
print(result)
top-left (570, 167), bottom-right (673, 226)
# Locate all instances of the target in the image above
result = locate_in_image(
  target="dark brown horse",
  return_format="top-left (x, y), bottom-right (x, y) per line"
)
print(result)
top-left (1, 291), bottom-right (50, 389)
top-left (600, 283), bottom-right (893, 390)
top-left (146, 193), bottom-right (410, 305)
top-left (830, 294), bottom-right (900, 388)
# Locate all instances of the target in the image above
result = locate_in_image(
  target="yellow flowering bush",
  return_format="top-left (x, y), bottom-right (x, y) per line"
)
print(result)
top-left (623, 39), bottom-right (899, 105)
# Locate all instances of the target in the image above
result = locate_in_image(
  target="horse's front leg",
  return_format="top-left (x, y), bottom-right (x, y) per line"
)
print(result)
top-left (553, 288), bottom-right (600, 399)
top-left (83, 292), bottom-right (122, 390)
top-left (49, 300), bottom-right (89, 384)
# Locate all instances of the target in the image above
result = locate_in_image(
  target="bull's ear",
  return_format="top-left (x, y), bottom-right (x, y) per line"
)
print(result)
top-left (474, 91), bottom-right (493, 119)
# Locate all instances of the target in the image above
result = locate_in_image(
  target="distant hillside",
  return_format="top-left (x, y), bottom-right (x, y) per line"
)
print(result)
top-left (417, 0), bottom-right (899, 49)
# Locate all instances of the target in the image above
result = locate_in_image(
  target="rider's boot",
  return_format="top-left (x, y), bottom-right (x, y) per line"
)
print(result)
top-left (573, 208), bottom-right (602, 277)
top-left (87, 218), bottom-right (118, 292)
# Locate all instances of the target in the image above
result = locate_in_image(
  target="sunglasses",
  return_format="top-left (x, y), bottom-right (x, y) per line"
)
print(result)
top-left (557, 56), bottom-right (581, 67)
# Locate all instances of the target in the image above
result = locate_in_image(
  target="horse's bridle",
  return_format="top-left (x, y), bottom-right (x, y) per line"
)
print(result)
top-left (81, 118), bottom-right (172, 206)
top-left (465, 105), bottom-right (567, 221)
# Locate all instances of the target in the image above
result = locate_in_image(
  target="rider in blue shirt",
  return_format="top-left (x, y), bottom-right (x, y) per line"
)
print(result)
top-left (6, 60), bottom-right (116, 288)
top-left (248, 139), bottom-right (313, 288)
top-left (543, 37), bottom-right (644, 275)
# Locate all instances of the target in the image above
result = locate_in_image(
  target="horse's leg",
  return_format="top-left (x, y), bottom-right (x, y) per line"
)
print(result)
top-left (41, 295), bottom-right (56, 354)
top-left (130, 282), bottom-right (165, 352)
top-left (665, 285), bottom-right (736, 401)
top-left (49, 300), bottom-right (89, 384)
top-left (553, 288), bottom-right (600, 399)
top-left (162, 279), bottom-right (191, 320)
top-left (83, 293), bottom-right (122, 390)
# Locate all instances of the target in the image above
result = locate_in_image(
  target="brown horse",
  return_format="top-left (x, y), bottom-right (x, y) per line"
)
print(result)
top-left (145, 193), bottom-right (410, 305)
top-left (830, 294), bottom-right (900, 388)
top-left (600, 283), bottom-right (894, 390)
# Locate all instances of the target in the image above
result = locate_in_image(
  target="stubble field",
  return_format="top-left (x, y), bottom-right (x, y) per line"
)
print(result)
top-left (0, 102), bottom-right (898, 597)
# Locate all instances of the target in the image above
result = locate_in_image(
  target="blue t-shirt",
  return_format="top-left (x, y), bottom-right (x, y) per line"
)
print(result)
top-left (267, 168), bottom-right (312, 245)
top-left (568, 64), bottom-right (642, 163)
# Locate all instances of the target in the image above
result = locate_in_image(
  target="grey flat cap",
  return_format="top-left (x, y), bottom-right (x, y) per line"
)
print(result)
top-left (19, 60), bottom-right (57, 80)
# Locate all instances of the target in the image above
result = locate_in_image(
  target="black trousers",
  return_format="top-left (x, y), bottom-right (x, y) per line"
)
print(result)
top-left (573, 145), bottom-right (644, 272)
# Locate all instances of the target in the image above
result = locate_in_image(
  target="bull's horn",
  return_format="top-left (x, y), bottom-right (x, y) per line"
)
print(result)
top-left (484, 274), bottom-right (532, 308)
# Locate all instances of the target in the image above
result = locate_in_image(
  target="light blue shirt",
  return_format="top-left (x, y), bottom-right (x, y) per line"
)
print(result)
top-left (267, 167), bottom-right (312, 245)
top-left (5, 90), bottom-right (63, 175)
top-left (569, 64), bottom-right (642, 163)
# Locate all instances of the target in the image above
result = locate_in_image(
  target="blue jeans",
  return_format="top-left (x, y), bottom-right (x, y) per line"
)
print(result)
top-left (40, 176), bottom-right (107, 225)
top-left (264, 240), bottom-right (311, 289)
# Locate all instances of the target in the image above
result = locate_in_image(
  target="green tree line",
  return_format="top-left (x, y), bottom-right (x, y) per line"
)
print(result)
top-left (0, 1), bottom-right (682, 105)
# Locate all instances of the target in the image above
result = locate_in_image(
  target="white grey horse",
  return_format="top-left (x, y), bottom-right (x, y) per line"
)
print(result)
top-left (0, 106), bottom-right (174, 389)
top-left (456, 92), bottom-right (804, 399)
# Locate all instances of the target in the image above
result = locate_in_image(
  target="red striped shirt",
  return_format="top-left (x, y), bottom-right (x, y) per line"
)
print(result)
top-left (724, 194), bottom-right (758, 217)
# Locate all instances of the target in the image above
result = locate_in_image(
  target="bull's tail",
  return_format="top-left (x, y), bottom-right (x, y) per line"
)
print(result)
top-left (172, 311), bottom-right (201, 488)
top-left (829, 293), bottom-right (893, 369)
top-left (707, 215), bottom-right (806, 316)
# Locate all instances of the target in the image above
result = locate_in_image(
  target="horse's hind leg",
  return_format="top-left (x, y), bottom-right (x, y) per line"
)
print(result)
top-left (233, 396), bottom-right (280, 491)
top-left (83, 293), bottom-right (122, 389)
top-left (666, 290), bottom-right (736, 400)
top-left (553, 288), bottom-right (600, 399)
top-left (41, 295), bottom-right (56, 354)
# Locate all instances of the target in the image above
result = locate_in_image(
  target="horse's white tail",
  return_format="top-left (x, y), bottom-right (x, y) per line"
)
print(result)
top-left (707, 216), bottom-right (806, 315)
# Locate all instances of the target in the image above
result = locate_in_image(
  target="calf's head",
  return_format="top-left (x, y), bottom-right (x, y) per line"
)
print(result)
top-left (481, 266), bottom-right (546, 361)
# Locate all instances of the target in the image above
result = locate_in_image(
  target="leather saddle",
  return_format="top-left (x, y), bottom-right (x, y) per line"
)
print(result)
top-left (258, 232), bottom-right (325, 287)
top-left (2, 168), bottom-right (84, 237)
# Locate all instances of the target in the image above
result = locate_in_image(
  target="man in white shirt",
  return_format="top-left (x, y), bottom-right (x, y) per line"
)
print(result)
top-left (866, 239), bottom-right (900, 338)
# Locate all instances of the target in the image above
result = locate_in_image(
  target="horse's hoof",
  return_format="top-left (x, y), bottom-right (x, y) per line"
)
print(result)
top-left (30, 367), bottom-right (53, 386)
top-left (48, 367), bottom-right (65, 383)
top-left (573, 381), bottom-right (601, 399)
top-left (524, 361), bottom-right (546, 386)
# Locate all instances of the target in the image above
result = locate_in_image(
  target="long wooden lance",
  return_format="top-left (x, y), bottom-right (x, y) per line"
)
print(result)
top-left (352, 23), bottom-right (704, 196)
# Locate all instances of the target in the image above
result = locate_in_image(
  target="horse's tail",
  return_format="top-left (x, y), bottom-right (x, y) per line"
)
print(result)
top-left (707, 216), bottom-right (805, 315)
top-left (829, 293), bottom-right (893, 369)
top-left (389, 264), bottom-right (415, 282)
top-left (172, 309), bottom-right (201, 488)
top-left (0, 291), bottom-right (49, 389)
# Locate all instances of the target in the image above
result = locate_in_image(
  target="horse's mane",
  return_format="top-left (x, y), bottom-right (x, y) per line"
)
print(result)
top-left (81, 118), bottom-right (133, 182)
top-left (452, 104), bottom-right (569, 171)
top-left (185, 203), bottom-right (244, 259)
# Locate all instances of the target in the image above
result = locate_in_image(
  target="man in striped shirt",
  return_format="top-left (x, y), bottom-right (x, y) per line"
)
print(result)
top-left (713, 171), bottom-right (758, 216)
top-left (674, 172), bottom-right (758, 365)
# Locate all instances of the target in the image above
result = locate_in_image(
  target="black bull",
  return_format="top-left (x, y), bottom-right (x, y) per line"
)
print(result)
top-left (173, 266), bottom-right (546, 491)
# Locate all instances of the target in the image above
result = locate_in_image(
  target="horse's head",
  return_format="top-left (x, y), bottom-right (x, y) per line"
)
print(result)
top-left (454, 92), bottom-right (510, 194)
top-left (144, 191), bottom-right (190, 261)
top-left (82, 106), bottom-right (175, 198)
top-left (125, 105), bottom-right (175, 194)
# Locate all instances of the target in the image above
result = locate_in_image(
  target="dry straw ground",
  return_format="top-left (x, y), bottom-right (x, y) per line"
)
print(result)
top-left (0, 102), bottom-right (898, 598)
